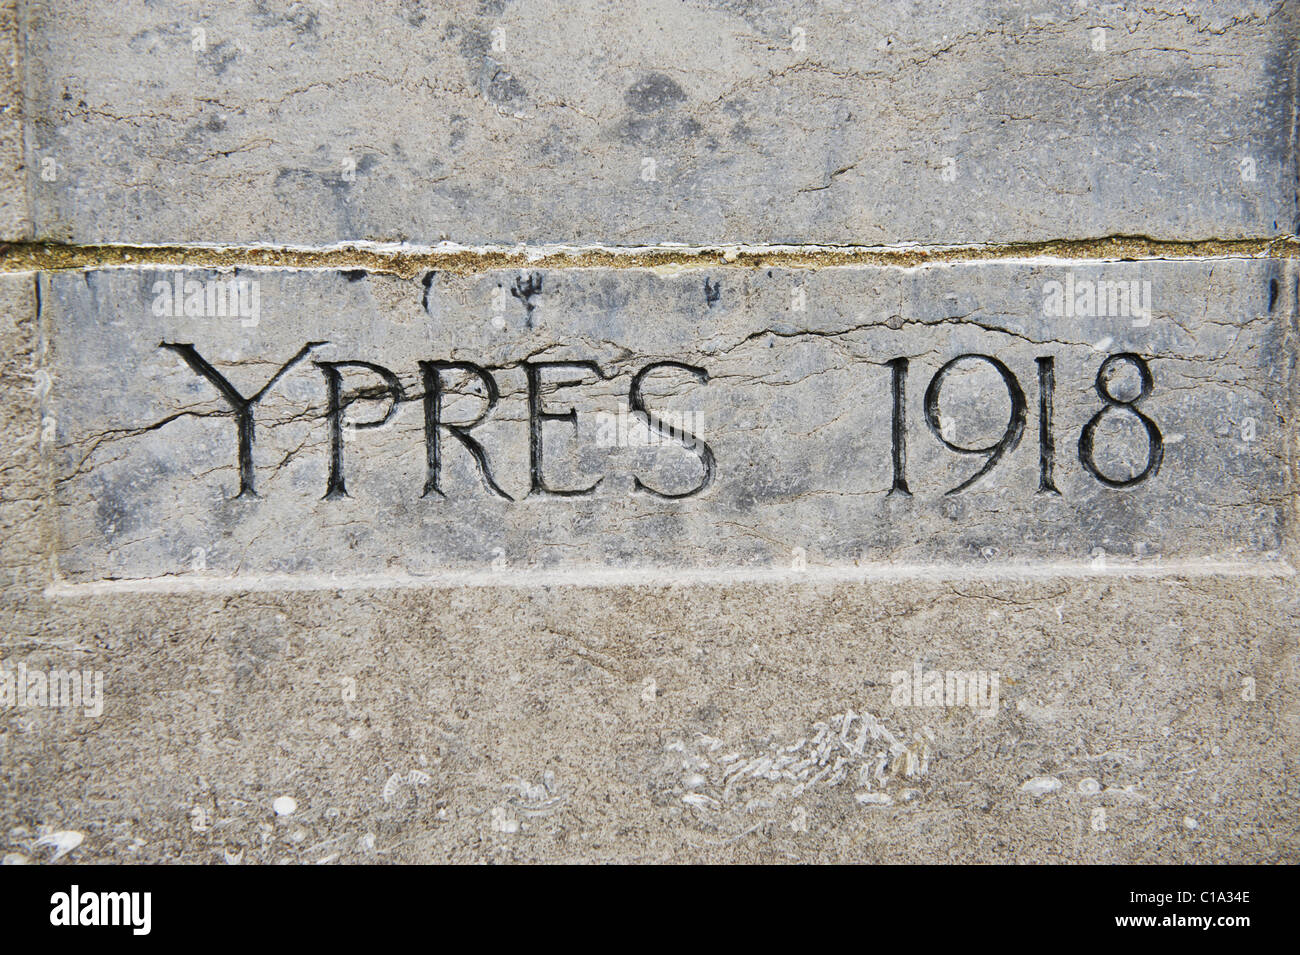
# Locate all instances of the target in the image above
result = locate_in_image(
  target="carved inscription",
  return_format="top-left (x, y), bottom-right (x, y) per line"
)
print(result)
top-left (158, 343), bottom-right (1161, 502)
top-left (40, 262), bottom-right (1286, 578)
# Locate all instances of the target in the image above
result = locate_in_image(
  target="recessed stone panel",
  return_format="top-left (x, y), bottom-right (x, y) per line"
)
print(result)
top-left (40, 259), bottom-right (1291, 583)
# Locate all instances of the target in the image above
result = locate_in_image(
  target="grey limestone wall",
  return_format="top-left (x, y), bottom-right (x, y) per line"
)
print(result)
top-left (1, 0), bottom-right (1298, 864)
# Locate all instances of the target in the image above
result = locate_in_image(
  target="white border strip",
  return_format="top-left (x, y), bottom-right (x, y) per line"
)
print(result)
top-left (43, 559), bottom-right (1295, 598)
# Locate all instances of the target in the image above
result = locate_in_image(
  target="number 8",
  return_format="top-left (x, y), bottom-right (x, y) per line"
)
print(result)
top-left (1079, 353), bottom-right (1163, 487)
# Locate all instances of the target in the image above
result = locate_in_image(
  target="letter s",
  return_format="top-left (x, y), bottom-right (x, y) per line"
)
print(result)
top-left (628, 361), bottom-right (715, 499)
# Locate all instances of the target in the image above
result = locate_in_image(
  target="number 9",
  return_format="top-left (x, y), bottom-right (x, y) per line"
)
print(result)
top-left (923, 354), bottom-right (1027, 494)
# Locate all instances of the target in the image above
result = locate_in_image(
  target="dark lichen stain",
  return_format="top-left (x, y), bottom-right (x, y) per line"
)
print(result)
top-left (253, 0), bottom-right (320, 35)
top-left (449, 114), bottom-right (468, 150)
top-left (421, 271), bottom-right (436, 310)
top-left (511, 272), bottom-right (544, 327)
top-left (485, 69), bottom-right (526, 105)
top-left (704, 276), bottom-right (721, 307)
top-left (451, 23), bottom-right (528, 106)
top-left (625, 73), bottom-right (686, 113)
top-left (198, 40), bottom-right (240, 76)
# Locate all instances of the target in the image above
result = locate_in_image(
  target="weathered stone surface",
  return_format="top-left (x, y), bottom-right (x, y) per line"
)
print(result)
top-left (4, 2), bottom-right (1300, 868)
top-left (24, 0), bottom-right (1298, 245)
top-left (7, 259), bottom-right (1291, 865)
top-left (2, 575), bottom-right (1297, 863)
top-left (0, 1), bottom-right (23, 240)
top-left (0, 275), bottom-right (42, 595)
top-left (41, 260), bottom-right (1292, 583)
